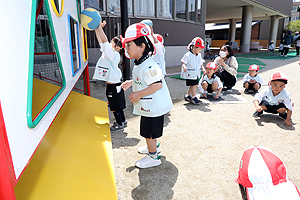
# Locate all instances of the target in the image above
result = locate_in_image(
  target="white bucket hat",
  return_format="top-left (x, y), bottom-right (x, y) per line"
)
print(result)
top-left (120, 23), bottom-right (156, 59)
top-left (235, 145), bottom-right (300, 200)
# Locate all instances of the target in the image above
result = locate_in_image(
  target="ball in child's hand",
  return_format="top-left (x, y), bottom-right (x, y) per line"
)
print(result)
top-left (80, 8), bottom-right (101, 30)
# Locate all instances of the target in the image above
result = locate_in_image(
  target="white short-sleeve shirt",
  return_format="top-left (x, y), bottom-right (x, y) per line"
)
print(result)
top-left (132, 57), bottom-right (173, 117)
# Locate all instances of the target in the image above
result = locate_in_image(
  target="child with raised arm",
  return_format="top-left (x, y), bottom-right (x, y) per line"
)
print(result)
top-left (198, 62), bottom-right (223, 99)
top-left (253, 72), bottom-right (293, 127)
top-left (181, 37), bottom-right (205, 104)
top-left (243, 64), bottom-right (263, 94)
top-left (92, 21), bottom-right (127, 132)
top-left (121, 23), bottom-right (173, 168)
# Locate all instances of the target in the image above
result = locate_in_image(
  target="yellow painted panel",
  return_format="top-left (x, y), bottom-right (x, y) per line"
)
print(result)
top-left (15, 79), bottom-right (117, 200)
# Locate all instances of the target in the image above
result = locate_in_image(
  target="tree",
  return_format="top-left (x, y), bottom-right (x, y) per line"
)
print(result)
top-left (286, 20), bottom-right (300, 34)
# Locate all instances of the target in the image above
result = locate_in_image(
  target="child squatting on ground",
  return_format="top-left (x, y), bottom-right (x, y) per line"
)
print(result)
top-left (252, 72), bottom-right (293, 127)
top-left (198, 62), bottom-right (223, 99)
top-left (92, 21), bottom-right (127, 132)
top-left (120, 23), bottom-right (173, 168)
top-left (181, 37), bottom-right (205, 105)
top-left (243, 64), bottom-right (263, 94)
top-left (268, 40), bottom-right (275, 56)
top-left (236, 145), bottom-right (300, 200)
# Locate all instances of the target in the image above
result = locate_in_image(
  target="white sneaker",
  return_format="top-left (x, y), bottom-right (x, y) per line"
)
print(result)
top-left (138, 143), bottom-right (161, 154)
top-left (135, 155), bottom-right (161, 168)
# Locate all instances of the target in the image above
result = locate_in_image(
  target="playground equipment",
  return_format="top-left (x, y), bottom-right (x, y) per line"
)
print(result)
top-left (0, 0), bottom-right (117, 199)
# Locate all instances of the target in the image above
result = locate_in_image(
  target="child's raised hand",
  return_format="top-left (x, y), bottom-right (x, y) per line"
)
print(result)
top-left (100, 20), bottom-right (106, 28)
top-left (284, 119), bottom-right (292, 127)
top-left (121, 80), bottom-right (132, 91)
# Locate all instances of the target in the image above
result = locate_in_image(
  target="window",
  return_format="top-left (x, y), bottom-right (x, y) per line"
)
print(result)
top-left (158, 0), bottom-right (172, 18)
top-left (176, 0), bottom-right (186, 19)
top-left (136, 0), bottom-right (155, 16)
top-left (108, 0), bottom-right (120, 14)
top-left (128, 0), bottom-right (133, 15)
top-left (188, 0), bottom-right (195, 20)
top-left (197, 0), bottom-right (201, 23)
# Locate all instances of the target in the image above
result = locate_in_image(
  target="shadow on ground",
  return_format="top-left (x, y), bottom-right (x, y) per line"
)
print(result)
top-left (254, 114), bottom-right (296, 130)
top-left (111, 131), bottom-right (141, 149)
top-left (126, 156), bottom-right (178, 200)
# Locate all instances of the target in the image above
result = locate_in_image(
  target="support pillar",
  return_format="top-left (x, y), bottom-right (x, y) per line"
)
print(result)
top-left (240, 6), bottom-right (253, 52)
top-left (228, 19), bottom-right (236, 43)
top-left (269, 15), bottom-right (279, 45)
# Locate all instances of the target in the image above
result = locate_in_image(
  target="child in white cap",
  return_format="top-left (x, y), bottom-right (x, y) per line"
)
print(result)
top-left (198, 62), bottom-right (223, 99)
top-left (243, 64), bottom-right (263, 94)
top-left (181, 37), bottom-right (205, 104)
top-left (236, 145), bottom-right (300, 200)
top-left (121, 23), bottom-right (173, 168)
top-left (252, 72), bottom-right (293, 127)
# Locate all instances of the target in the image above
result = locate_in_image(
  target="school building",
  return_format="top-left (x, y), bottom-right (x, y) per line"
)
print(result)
top-left (84, 0), bottom-right (293, 71)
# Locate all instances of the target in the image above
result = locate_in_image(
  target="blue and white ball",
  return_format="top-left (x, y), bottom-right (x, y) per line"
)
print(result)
top-left (80, 8), bottom-right (101, 30)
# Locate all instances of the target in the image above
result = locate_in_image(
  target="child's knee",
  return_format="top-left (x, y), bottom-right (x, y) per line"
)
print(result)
top-left (202, 82), bottom-right (208, 89)
top-left (244, 82), bottom-right (249, 88)
top-left (254, 83), bottom-right (260, 90)
top-left (277, 108), bottom-right (287, 113)
top-left (212, 82), bottom-right (218, 90)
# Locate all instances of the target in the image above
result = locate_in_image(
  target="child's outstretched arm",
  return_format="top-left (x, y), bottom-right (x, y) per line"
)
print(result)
top-left (284, 109), bottom-right (292, 127)
top-left (121, 80), bottom-right (133, 91)
top-left (95, 21), bottom-right (107, 44)
top-left (129, 82), bottom-right (162, 103)
top-left (254, 100), bottom-right (263, 112)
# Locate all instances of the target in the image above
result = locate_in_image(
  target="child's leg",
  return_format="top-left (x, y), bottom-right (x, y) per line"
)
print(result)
top-left (244, 82), bottom-right (249, 89)
top-left (146, 138), bottom-right (157, 154)
top-left (253, 83), bottom-right (260, 90)
top-left (211, 81), bottom-right (218, 91)
top-left (191, 85), bottom-right (197, 97)
top-left (202, 82), bottom-right (208, 91)
top-left (113, 111), bottom-right (123, 125)
top-left (277, 108), bottom-right (287, 113)
top-left (187, 86), bottom-right (193, 96)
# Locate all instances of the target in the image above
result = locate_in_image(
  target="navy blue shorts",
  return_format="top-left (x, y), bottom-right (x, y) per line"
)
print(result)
top-left (186, 78), bottom-right (199, 86)
top-left (140, 115), bottom-right (164, 139)
top-left (260, 100), bottom-right (286, 114)
top-left (243, 81), bottom-right (261, 90)
top-left (106, 83), bottom-right (126, 111)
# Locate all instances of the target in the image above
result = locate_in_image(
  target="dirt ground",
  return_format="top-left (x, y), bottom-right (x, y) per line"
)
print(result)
top-left (90, 56), bottom-right (300, 200)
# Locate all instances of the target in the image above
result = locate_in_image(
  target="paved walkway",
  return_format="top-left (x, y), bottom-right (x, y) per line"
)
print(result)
top-left (89, 54), bottom-right (300, 200)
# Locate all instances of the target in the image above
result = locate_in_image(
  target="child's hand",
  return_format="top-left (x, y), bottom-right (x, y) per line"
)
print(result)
top-left (284, 119), bottom-right (292, 127)
top-left (214, 94), bottom-right (219, 99)
top-left (121, 80), bottom-right (132, 91)
top-left (100, 20), bottom-right (106, 28)
top-left (129, 91), bottom-right (141, 103)
top-left (255, 105), bottom-right (263, 112)
top-left (202, 93), bottom-right (207, 98)
top-left (182, 65), bottom-right (187, 72)
top-left (249, 80), bottom-right (256, 84)
top-left (202, 68), bottom-right (206, 75)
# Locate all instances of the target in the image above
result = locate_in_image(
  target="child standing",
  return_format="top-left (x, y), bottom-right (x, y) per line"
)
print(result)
top-left (243, 64), bottom-right (263, 94)
top-left (121, 23), bottom-right (173, 168)
top-left (252, 72), bottom-right (293, 127)
top-left (92, 21), bottom-right (127, 132)
top-left (198, 62), bottom-right (223, 99)
top-left (268, 40), bottom-right (275, 56)
top-left (181, 37), bottom-right (205, 104)
top-left (277, 42), bottom-right (284, 56)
